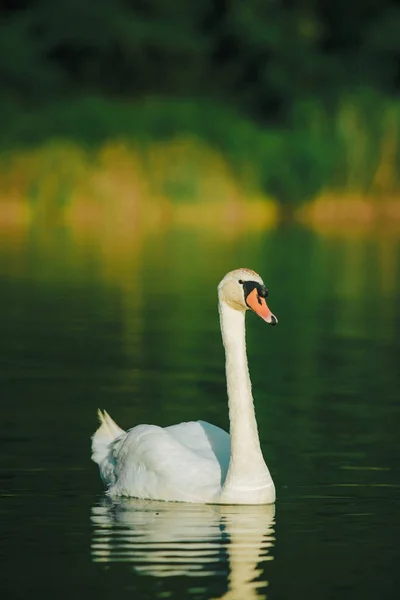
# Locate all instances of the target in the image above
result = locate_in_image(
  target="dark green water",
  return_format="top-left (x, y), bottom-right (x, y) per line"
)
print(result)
top-left (0, 222), bottom-right (399, 599)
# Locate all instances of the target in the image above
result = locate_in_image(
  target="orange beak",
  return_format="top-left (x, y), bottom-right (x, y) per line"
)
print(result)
top-left (246, 288), bottom-right (278, 325)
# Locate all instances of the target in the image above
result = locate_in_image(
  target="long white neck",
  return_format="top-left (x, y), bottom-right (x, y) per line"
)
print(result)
top-left (218, 300), bottom-right (275, 504)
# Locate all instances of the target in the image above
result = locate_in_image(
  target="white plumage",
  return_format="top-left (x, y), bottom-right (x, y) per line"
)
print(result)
top-left (92, 268), bottom-right (278, 504)
top-left (93, 414), bottom-right (230, 503)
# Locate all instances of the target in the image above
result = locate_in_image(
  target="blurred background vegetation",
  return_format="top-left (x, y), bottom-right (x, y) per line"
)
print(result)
top-left (1, 0), bottom-right (400, 228)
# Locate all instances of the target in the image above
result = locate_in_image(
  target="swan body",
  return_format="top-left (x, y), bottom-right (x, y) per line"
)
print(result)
top-left (92, 268), bottom-right (278, 504)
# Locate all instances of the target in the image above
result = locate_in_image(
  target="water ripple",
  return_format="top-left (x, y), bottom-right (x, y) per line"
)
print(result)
top-left (91, 498), bottom-right (275, 598)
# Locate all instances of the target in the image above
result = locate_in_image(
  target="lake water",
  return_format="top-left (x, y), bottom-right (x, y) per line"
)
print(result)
top-left (0, 219), bottom-right (399, 599)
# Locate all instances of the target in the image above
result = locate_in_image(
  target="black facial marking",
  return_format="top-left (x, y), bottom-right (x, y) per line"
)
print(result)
top-left (242, 281), bottom-right (268, 305)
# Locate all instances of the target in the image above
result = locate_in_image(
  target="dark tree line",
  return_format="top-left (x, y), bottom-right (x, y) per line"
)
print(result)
top-left (1, 0), bottom-right (400, 121)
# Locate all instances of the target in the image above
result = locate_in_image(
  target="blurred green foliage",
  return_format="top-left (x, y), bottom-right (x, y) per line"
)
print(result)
top-left (1, 0), bottom-right (400, 204)
top-left (2, 0), bottom-right (400, 118)
top-left (1, 95), bottom-right (400, 206)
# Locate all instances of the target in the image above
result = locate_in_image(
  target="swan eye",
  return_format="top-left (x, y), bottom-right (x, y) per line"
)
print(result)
top-left (238, 279), bottom-right (244, 285)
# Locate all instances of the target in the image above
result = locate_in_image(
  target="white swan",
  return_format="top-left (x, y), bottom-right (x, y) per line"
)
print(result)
top-left (91, 268), bottom-right (278, 504)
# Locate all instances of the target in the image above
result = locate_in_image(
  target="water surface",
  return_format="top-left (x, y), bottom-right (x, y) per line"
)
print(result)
top-left (0, 221), bottom-right (399, 599)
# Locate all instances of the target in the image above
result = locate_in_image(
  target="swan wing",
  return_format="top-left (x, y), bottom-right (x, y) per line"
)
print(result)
top-left (100, 422), bottom-right (229, 503)
top-left (165, 420), bottom-right (230, 479)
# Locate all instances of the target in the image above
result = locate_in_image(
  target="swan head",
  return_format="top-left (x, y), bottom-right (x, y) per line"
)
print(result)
top-left (218, 268), bottom-right (278, 325)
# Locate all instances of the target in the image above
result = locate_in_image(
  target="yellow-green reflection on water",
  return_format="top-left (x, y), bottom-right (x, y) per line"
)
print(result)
top-left (0, 212), bottom-right (399, 600)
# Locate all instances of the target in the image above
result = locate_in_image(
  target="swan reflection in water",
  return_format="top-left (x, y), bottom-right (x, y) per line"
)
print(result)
top-left (91, 498), bottom-right (275, 599)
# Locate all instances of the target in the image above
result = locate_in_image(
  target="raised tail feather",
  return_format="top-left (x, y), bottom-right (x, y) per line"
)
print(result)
top-left (91, 409), bottom-right (125, 465)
